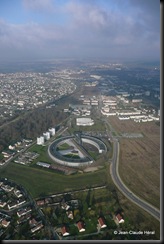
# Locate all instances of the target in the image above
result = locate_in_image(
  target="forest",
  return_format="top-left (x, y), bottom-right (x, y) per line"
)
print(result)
top-left (0, 106), bottom-right (68, 151)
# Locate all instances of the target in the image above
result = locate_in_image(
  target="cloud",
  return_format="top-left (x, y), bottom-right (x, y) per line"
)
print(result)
top-left (65, 1), bottom-right (108, 29)
top-left (22, 0), bottom-right (55, 12)
top-left (0, 0), bottom-right (160, 61)
top-left (127, 0), bottom-right (160, 31)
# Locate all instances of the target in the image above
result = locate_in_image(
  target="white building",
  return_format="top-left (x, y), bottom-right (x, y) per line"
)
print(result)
top-left (76, 118), bottom-right (94, 126)
top-left (8, 145), bottom-right (15, 150)
top-left (49, 128), bottom-right (56, 136)
top-left (37, 136), bottom-right (45, 145)
top-left (43, 132), bottom-right (50, 140)
top-left (132, 99), bottom-right (142, 103)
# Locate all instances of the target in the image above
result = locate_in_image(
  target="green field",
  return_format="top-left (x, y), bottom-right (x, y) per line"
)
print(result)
top-left (0, 163), bottom-right (107, 198)
top-left (29, 144), bottom-right (46, 153)
top-left (28, 144), bottom-right (54, 165)
top-left (64, 153), bottom-right (81, 159)
top-left (57, 143), bottom-right (71, 150)
top-left (0, 153), bottom-right (4, 160)
top-left (88, 151), bottom-right (99, 160)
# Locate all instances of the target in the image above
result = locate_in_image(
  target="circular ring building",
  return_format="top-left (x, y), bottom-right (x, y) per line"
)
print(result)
top-left (48, 134), bottom-right (107, 168)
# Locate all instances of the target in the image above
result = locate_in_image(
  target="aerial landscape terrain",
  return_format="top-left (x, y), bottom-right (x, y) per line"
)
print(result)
top-left (0, 0), bottom-right (160, 242)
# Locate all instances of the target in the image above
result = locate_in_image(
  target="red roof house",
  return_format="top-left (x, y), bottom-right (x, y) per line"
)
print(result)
top-left (76, 221), bottom-right (85, 232)
top-left (116, 213), bottom-right (124, 223)
top-left (98, 217), bottom-right (107, 228)
top-left (61, 226), bottom-right (70, 236)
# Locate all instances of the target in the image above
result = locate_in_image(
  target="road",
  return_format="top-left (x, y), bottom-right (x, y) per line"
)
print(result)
top-left (110, 138), bottom-right (160, 221)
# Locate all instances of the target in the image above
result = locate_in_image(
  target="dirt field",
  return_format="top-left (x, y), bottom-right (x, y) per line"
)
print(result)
top-left (108, 117), bottom-right (160, 209)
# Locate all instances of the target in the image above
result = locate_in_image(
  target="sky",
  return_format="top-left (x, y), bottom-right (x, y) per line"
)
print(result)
top-left (0, 0), bottom-right (160, 62)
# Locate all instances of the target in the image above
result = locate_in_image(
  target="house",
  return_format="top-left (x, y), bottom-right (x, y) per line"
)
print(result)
top-left (0, 201), bottom-right (7, 208)
top-left (1, 184), bottom-right (14, 192)
top-left (14, 189), bottom-right (23, 198)
top-left (17, 214), bottom-right (31, 224)
top-left (31, 222), bottom-right (43, 233)
top-left (29, 218), bottom-right (38, 228)
top-left (17, 207), bottom-right (32, 217)
top-left (61, 226), bottom-right (70, 236)
top-left (76, 221), bottom-right (85, 232)
top-left (98, 217), bottom-right (107, 229)
top-left (61, 202), bottom-right (70, 211)
top-left (1, 219), bottom-right (10, 228)
top-left (8, 201), bottom-right (18, 210)
top-left (116, 213), bottom-right (124, 224)
top-left (36, 199), bottom-right (45, 206)
top-left (66, 210), bottom-right (74, 219)
top-left (44, 198), bottom-right (50, 204)
top-left (17, 198), bottom-right (26, 206)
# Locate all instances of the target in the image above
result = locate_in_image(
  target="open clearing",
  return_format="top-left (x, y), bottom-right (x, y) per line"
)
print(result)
top-left (108, 116), bottom-right (160, 209)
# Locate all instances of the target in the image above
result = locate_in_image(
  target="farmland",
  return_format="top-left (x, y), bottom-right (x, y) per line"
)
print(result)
top-left (108, 117), bottom-right (160, 209)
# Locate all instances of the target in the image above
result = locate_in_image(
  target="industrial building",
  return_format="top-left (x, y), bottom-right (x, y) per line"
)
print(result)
top-left (76, 118), bottom-right (94, 126)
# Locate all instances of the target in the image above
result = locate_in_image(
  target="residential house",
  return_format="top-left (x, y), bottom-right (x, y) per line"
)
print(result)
top-left (116, 213), bottom-right (124, 224)
top-left (98, 217), bottom-right (107, 229)
top-left (1, 219), bottom-right (10, 228)
top-left (36, 199), bottom-right (45, 206)
top-left (61, 202), bottom-right (70, 211)
top-left (29, 218), bottom-right (38, 228)
top-left (61, 226), bottom-right (70, 236)
top-left (0, 201), bottom-right (7, 208)
top-left (8, 201), bottom-right (18, 210)
top-left (31, 222), bottom-right (43, 233)
top-left (14, 189), bottom-right (23, 198)
top-left (17, 214), bottom-right (31, 224)
top-left (8, 198), bottom-right (26, 210)
top-left (66, 210), bottom-right (74, 220)
top-left (76, 221), bottom-right (85, 232)
top-left (17, 207), bottom-right (32, 217)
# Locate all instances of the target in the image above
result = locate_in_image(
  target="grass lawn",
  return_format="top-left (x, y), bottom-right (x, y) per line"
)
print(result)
top-left (28, 144), bottom-right (54, 165)
top-left (0, 153), bottom-right (4, 160)
top-left (57, 143), bottom-right (71, 150)
top-left (64, 154), bottom-right (81, 159)
top-left (88, 151), bottom-right (99, 160)
top-left (84, 217), bottom-right (98, 234)
top-left (29, 144), bottom-right (45, 153)
top-left (0, 163), bottom-right (107, 198)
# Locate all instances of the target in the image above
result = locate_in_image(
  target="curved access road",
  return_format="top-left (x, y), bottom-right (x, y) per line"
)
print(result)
top-left (110, 138), bottom-right (160, 221)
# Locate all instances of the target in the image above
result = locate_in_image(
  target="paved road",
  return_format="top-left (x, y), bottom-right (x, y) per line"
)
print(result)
top-left (110, 138), bottom-right (160, 221)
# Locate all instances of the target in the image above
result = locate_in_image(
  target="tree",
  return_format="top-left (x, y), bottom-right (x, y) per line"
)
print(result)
top-left (86, 188), bottom-right (92, 207)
